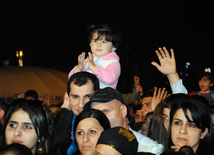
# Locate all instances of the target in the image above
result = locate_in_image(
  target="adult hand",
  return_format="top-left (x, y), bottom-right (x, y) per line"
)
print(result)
top-left (61, 92), bottom-right (71, 110)
top-left (151, 87), bottom-right (168, 111)
top-left (151, 47), bottom-right (176, 75)
top-left (151, 47), bottom-right (179, 84)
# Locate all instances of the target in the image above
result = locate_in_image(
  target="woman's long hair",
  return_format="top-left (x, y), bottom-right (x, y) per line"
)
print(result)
top-left (167, 97), bottom-right (213, 155)
top-left (0, 100), bottom-right (53, 155)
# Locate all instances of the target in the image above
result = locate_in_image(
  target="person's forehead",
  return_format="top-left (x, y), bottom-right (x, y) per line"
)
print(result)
top-left (141, 97), bottom-right (152, 104)
top-left (70, 80), bottom-right (94, 94)
top-left (91, 99), bottom-right (121, 109)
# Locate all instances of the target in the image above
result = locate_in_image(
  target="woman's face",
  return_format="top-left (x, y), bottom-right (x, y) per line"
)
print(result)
top-left (163, 108), bottom-right (171, 131)
top-left (5, 109), bottom-right (38, 154)
top-left (75, 118), bottom-right (104, 155)
top-left (171, 109), bottom-right (208, 153)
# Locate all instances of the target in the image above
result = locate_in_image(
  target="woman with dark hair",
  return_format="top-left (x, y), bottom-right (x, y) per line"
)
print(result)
top-left (148, 94), bottom-right (190, 148)
top-left (73, 109), bottom-right (110, 155)
top-left (0, 99), bottom-right (54, 155)
top-left (167, 97), bottom-right (213, 154)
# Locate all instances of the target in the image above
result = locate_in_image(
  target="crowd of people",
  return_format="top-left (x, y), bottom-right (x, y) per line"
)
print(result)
top-left (0, 24), bottom-right (214, 155)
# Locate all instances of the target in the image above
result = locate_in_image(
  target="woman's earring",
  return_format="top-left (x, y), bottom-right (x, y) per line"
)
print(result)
top-left (36, 140), bottom-right (45, 154)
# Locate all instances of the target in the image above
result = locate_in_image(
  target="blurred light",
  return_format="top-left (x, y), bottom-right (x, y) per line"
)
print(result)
top-left (186, 62), bottom-right (190, 68)
top-left (180, 72), bottom-right (183, 75)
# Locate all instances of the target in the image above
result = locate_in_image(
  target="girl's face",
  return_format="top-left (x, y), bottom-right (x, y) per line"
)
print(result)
top-left (90, 31), bottom-right (116, 57)
top-left (75, 118), bottom-right (104, 155)
top-left (171, 109), bottom-right (208, 153)
top-left (163, 108), bottom-right (171, 131)
top-left (199, 76), bottom-right (213, 93)
top-left (5, 109), bottom-right (38, 154)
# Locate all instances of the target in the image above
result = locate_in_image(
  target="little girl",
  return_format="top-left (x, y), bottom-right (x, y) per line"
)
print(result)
top-left (68, 24), bottom-right (121, 89)
top-left (189, 68), bottom-right (214, 105)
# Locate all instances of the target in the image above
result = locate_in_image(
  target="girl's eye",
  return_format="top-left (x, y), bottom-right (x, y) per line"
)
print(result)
top-left (9, 123), bottom-right (16, 128)
top-left (25, 125), bottom-right (33, 130)
top-left (102, 41), bottom-right (106, 43)
top-left (174, 121), bottom-right (181, 125)
top-left (188, 122), bottom-right (196, 127)
top-left (90, 130), bottom-right (96, 134)
top-left (163, 116), bottom-right (168, 120)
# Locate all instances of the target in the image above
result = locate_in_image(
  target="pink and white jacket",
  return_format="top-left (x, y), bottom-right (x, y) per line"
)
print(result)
top-left (68, 52), bottom-right (121, 89)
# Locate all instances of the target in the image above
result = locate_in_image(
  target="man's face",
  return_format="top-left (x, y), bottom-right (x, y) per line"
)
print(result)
top-left (135, 110), bottom-right (144, 123)
top-left (91, 100), bottom-right (127, 128)
top-left (69, 80), bottom-right (94, 116)
top-left (141, 97), bottom-right (152, 116)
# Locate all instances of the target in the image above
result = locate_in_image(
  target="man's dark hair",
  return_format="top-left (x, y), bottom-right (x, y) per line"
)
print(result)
top-left (24, 90), bottom-right (38, 100)
top-left (67, 72), bottom-right (99, 95)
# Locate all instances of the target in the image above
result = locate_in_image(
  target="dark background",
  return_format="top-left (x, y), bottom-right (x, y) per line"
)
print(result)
top-left (1, 0), bottom-right (214, 93)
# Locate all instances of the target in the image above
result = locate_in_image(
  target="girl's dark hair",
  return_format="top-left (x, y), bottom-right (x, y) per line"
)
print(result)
top-left (167, 97), bottom-right (213, 155)
top-left (0, 101), bottom-right (53, 155)
top-left (74, 109), bottom-right (110, 138)
top-left (88, 24), bottom-right (121, 48)
top-left (148, 94), bottom-right (190, 148)
top-left (0, 143), bottom-right (33, 155)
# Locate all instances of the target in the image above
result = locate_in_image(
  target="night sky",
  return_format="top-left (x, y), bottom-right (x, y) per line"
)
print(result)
top-left (1, 0), bottom-right (214, 93)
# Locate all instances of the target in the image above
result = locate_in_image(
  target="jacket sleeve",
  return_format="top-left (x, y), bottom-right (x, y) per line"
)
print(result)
top-left (53, 108), bottom-right (73, 154)
top-left (95, 61), bottom-right (121, 85)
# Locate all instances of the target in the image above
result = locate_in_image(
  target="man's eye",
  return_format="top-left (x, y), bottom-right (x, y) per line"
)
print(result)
top-left (85, 95), bottom-right (92, 99)
top-left (146, 103), bottom-right (151, 106)
top-left (102, 110), bottom-right (109, 114)
top-left (72, 95), bottom-right (79, 99)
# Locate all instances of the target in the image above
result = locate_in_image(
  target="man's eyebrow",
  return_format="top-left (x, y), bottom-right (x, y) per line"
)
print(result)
top-left (84, 94), bottom-right (93, 97)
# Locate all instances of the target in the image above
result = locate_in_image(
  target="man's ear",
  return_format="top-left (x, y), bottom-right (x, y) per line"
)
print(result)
top-left (0, 109), bottom-right (5, 120)
top-left (200, 128), bottom-right (209, 139)
top-left (120, 104), bottom-right (127, 118)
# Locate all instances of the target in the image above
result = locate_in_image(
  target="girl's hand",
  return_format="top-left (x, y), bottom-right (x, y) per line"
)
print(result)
top-left (76, 52), bottom-right (88, 72)
top-left (87, 52), bottom-right (96, 73)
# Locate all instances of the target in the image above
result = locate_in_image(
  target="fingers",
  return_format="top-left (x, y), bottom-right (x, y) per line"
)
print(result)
top-left (171, 145), bottom-right (182, 152)
top-left (153, 87), bottom-right (158, 97)
top-left (78, 52), bottom-right (86, 61)
top-left (156, 47), bottom-right (173, 59)
top-left (170, 48), bottom-right (175, 59)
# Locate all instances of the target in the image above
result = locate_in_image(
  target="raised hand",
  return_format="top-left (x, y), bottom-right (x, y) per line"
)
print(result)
top-left (151, 47), bottom-right (179, 84)
top-left (61, 92), bottom-right (71, 110)
top-left (151, 87), bottom-right (168, 111)
top-left (87, 52), bottom-right (96, 73)
top-left (151, 47), bottom-right (176, 75)
top-left (75, 52), bottom-right (88, 73)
